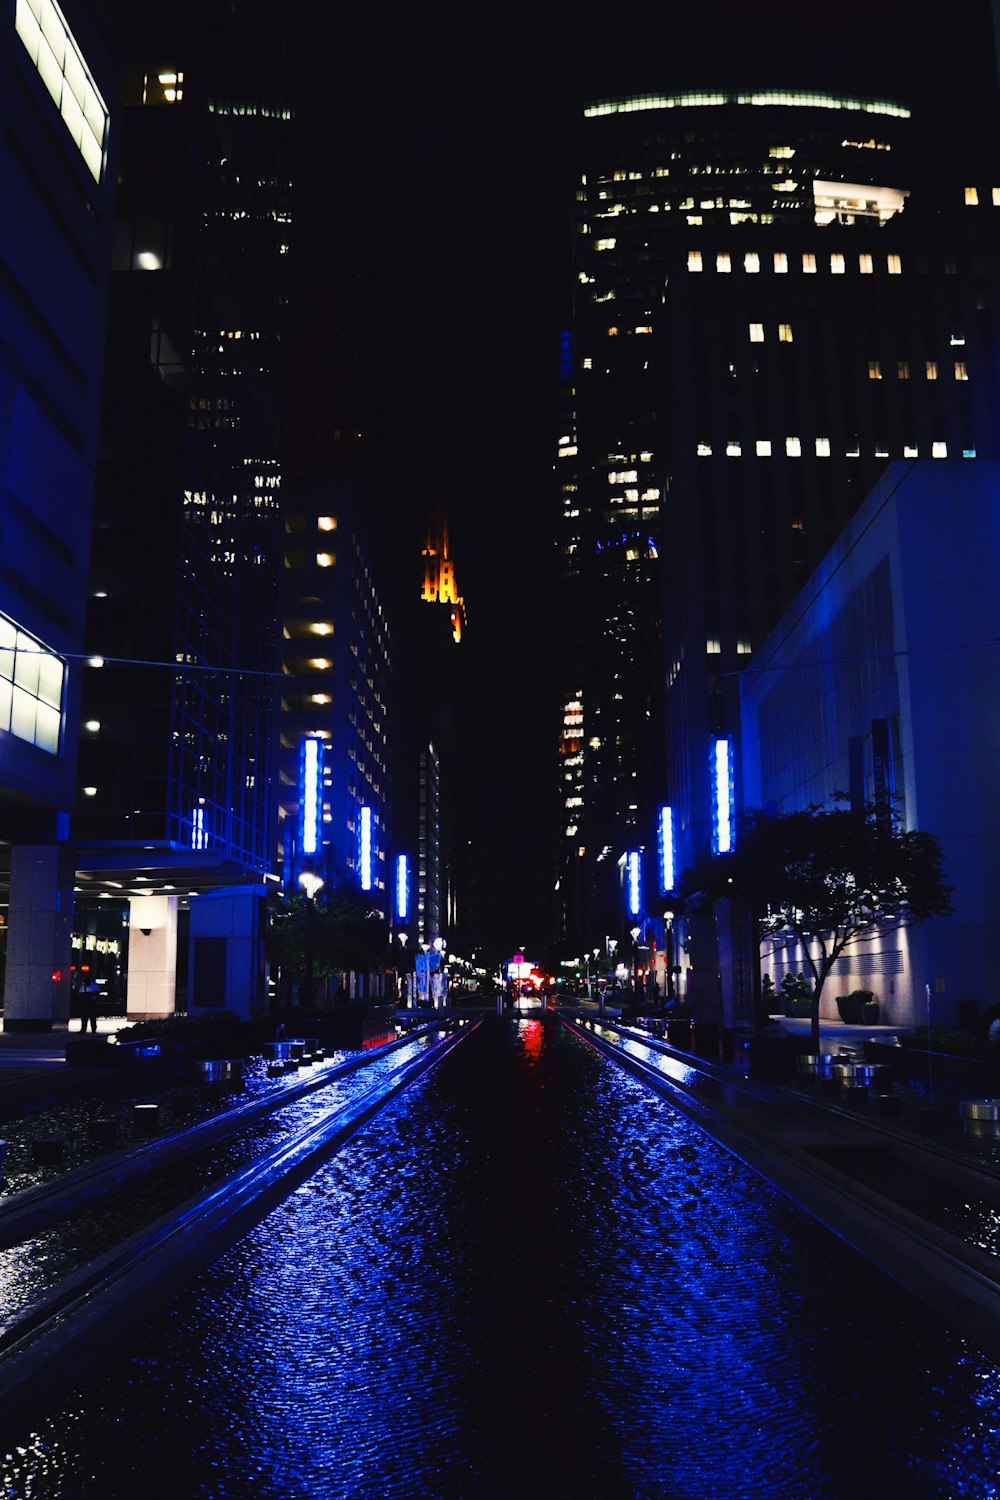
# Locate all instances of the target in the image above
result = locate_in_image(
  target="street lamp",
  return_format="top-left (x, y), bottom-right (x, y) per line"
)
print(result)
top-left (663, 909), bottom-right (675, 1004)
top-left (630, 924), bottom-right (642, 1005)
top-left (396, 930), bottom-right (408, 1006)
top-left (298, 871), bottom-right (325, 1008)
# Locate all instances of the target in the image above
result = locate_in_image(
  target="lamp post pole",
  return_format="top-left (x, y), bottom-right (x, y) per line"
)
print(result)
top-left (630, 924), bottom-right (641, 1006)
top-left (298, 871), bottom-right (324, 1009)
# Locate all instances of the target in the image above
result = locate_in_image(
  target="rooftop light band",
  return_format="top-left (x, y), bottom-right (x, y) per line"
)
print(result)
top-left (585, 92), bottom-right (909, 120)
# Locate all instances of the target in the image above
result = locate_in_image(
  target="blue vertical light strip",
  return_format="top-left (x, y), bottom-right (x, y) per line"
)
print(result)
top-left (712, 737), bottom-right (734, 854)
top-left (300, 736), bottom-right (322, 856)
top-left (658, 805), bottom-right (675, 892)
top-left (359, 805), bottom-right (373, 891)
top-left (627, 850), bottom-right (642, 916)
top-left (191, 806), bottom-right (205, 850)
top-left (396, 854), bottom-right (409, 921)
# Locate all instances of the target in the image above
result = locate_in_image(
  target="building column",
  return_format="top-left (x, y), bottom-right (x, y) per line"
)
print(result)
top-left (3, 844), bottom-right (76, 1031)
top-left (127, 895), bottom-right (178, 1020)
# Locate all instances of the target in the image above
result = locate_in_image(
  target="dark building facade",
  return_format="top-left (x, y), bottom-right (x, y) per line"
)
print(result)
top-left (0, 0), bottom-right (117, 1025)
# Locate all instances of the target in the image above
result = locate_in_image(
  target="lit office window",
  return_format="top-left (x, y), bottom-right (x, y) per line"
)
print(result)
top-left (316, 552), bottom-right (335, 567)
top-left (755, 439), bottom-right (771, 456)
top-left (868, 361), bottom-right (882, 379)
top-left (697, 442), bottom-right (712, 456)
top-left (887, 254), bottom-right (902, 274)
top-left (717, 252), bottom-right (732, 272)
top-left (802, 253), bottom-right (816, 273)
top-left (785, 437), bottom-right (802, 456)
top-left (963, 448), bottom-right (977, 458)
top-left (965, 187), bottom-right (979, 205)
top-left (725, 441), bottom-right (742, 456)
top-left (0, 614), bottom-right (64, 754)
top-left (749, 323), bottom-right (764, 342)
top-left (932, 442), bottom-right (948, 458)
top-left (897, 361), bottom-right (910, 379)
top-left (903, 445), bottom-right (919, 457)
top-left (830, 253), bottom-right (846, 274)
top-left (993, 188), bottom-right (1000, 206)
top-left (14, 0), bottom-right (109, 181)
top-left (688, 250), bottom-right (703, 271)
top-left (707, 639), bottom-right (721, 654)
top-left (815, 437), bottom-right (831, 456)
top-left (744, 252), bottom-right (760, 273)
top-left (925, 362), bottom-right (938, 380)
top-left (595, 238), bottom-right (616, 250)
top-left (954, 362), bottom-right (969, 380)
top-left (778, 323), bottom-right (793, 342)
top-left (859, 254), bottom-right (874, 274)
top-left (773, 252), bottom-right (788, 273)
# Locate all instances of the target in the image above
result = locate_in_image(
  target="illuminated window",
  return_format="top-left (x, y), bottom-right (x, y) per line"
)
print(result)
top-left (744, 252), bottom-right (760, 273)
top-left (749, 323), bottom-right (764, 342)
top-left (932, 441), bottom-right (948, 458)
top-left (778, 323), bottom-right (793, 342)
top-left (725, 441), bottom-right (741, 456)
top-left (963, 448), bottom-right (977, 458)
top-left (595, 238), bottom-right (616, 250)
top-left (688, 250), bottom-right (703, 271)
top-left (785, 437), bottom-right (802, 457)
top-left (815, 437), bottom-right (831, 456)
top-left (965, 187), bottom-right (979, 205)
top-left (897, 361), bottom-right (910, 379)
top-left (868, 361), bottom-right (882, 380)
top-left (14, 0), bottom-right (109, 180)
top-left (887, 254), bottom-right (902, 274)
top-left (925, 362), bottom-right (938, 380)
top-left (316, 552), bottom-right (335, 567)
top-left (830, 253), bottom-right (845, 274)
top-left (859, 254), bottom-right (873, 274)
top-left (717, 252), bottom-right (731, 273)
top-left (802, 253), bottom-right (816, 273)
top-left (955, 362), bottom-right (969, 380)
top-left (706, 638), bottom-right (721, 654)
top-left (0, 614), bottom-right (64, 754)
top-left (635, 325), bottom-right (653, 334)
top-left (697, 442), bottom-right (712, 456)
top-left (903, 445), bottom-right (918, 458)
top-left (317, 516), bottom-right (337, 531)
top-left (755, 439), bottom-right (771, 456)
top-left (737, 640), bottom-right (752, 655)
top-left (607, 326), bottom-right (619, 336)
top-left (993, 188), bottom-right (1000, 206)
top-left (773, 252), bottom-right (788, 273)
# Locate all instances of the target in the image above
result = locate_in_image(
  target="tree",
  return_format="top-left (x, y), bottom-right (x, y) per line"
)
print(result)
top-left (267, 889), bottom-right (389, 1005)
top-left (679, 800), bottom-right (953, 1049)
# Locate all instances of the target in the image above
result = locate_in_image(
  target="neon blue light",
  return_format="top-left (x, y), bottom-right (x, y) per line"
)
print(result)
top-left (712, 738), bottom-right (734, 854)
top-left (359, 805), bottom-right (373, 891)
top-left (627, 850), bottom-right (642, 916)
top-left (191, 806), bottom-right (206, 850)
top-left (300, 736), bottom-right (322, 856)
top-left (396, 854), bottom-right (409, 921)
top-left (658, 806), bottom-right (675, 892)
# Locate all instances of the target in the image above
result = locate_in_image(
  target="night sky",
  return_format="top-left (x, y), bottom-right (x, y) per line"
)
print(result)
top-left (295, 0), bottom-right (998, 957)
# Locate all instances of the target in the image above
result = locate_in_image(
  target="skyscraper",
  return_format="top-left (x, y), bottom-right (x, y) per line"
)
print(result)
top-left (559, 78), bottom-right (1000, 994)
top-left (74, 1), bottom-right (295, 1019)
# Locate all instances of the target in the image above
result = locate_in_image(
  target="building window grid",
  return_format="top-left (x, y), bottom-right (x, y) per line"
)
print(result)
top-left (14, 0), bottom-right (109, 180)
